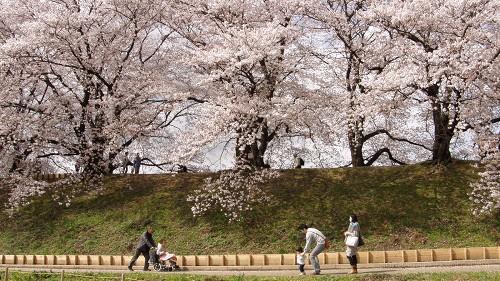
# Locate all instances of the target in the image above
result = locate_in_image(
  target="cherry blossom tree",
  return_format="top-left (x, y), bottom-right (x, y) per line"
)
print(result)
top-left (0, 0), bottom-right (202, 210)
top-left (303, 0), bottom-right (435, 167)
top-left (364, 0), bottom-right (499, 213)
top-left (0, 0), bottom-right (193, 177)
top-left (1, 0), bottom-right (497, 220)
top-left (163, 0), bottom-right (319, 169)
top-left (367, 0), bottom-right (499, 164)
top-left (161, 0), bottom-right (328, 221)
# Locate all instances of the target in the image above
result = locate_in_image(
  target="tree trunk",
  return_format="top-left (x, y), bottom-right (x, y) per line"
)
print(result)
top-left (348, 124), bottom-right (365, 167)
top-left (427, 84), bottom-right (453, 164)
top-left (9, 146), bottom-right (33, 174)
top-left (81, 96), bottom-right (113, 175)
top-left (345, 51), bottom-right (367, 167)
top-left (235, 116), bottom-right (271, 169)
top-left (431, 104), bottom-right (453, 163)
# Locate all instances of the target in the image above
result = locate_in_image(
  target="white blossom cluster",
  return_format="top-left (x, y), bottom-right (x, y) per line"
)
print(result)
top-left (2, 175), bottom-right (49, 210)
top-left (187, 168), bottom-right (279, 222)
top-left (470, 132), bottom-right (500, 216)
top-left (2, 173), bottom-right (104, 213)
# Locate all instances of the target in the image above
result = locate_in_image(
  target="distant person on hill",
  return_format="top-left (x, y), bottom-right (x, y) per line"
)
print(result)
top-left (344, 214), bottom-right (362, 274)
top-left (296, 246), bottom-right (306, 275)
top-left (122, 152), bottom-right (130, 174)
top-left (299, 224), bottom-right (326, 275)
top-left (177, 164), bottom-right (187, 173)
top-left (294, 154), bottom-right (304, 169)
top-left (128, 226), bottom-right (156, 271)
top-left (133, 153), bottom-right (141, 174)
top-left (74, 158), bottom-right (81, 173)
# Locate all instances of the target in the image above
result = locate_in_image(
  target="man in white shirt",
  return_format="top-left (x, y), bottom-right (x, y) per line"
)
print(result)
top-left (299, 223), bottom-right (326, 275)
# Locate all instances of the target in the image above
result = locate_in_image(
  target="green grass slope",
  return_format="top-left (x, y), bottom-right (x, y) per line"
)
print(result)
top-left (0, 161), bottom-right (498, 255)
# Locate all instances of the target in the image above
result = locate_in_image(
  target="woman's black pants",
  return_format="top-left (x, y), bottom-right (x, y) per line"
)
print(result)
top-left (347, 255), bottom-right (357, 266)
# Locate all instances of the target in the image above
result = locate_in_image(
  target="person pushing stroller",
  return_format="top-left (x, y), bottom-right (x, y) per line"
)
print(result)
top-left (128, 226), bottom-right (156, 271)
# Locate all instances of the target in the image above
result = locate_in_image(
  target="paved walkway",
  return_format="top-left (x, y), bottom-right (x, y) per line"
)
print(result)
top-left (4, 264), bottom-right (500, 277)
top-left (184, 264), bottom-right (500, 276)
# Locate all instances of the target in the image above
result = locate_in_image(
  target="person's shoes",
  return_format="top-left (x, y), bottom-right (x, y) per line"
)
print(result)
top-left (143, 268), bottom-right (151, 271)
top-left (312, 271), bottom-right (320, 275)
top-left (299, 272), bottom-right (306, 275)
top-left (349, 267), bottom-right (358, 274)
top-left (127, 266), bottom-right (134, 271)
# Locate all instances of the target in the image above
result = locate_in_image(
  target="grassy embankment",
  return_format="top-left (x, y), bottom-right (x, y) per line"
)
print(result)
top-left (0, 161), bottom-right (498, 255)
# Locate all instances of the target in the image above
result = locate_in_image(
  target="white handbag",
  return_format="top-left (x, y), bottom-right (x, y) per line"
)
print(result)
top-left (345, 236), bottom-right (359, 247)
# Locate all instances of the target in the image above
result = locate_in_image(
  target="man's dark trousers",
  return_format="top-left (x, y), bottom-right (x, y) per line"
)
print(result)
top-left (129, 247), bottom-right (150, 270)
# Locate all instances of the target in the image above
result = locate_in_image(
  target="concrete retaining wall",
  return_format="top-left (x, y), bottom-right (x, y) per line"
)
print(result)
top-left (1, 247), bottom-right (498, 267)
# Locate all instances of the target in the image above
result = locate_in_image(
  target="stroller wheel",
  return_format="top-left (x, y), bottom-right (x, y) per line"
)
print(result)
top-left (153, 263), bottom-right (161, 272)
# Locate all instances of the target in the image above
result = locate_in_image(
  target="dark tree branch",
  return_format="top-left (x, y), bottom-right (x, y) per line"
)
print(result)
top-left (362, 129), bottom-right (432, 151)
top-left (365, 147), bottom-right (406, 166)
top-left (187, 96), bottom-right (208, 103)
top-left (140, 158), bottom-right (172, 171)
top-left (37, 152), bottom-right (79, 158)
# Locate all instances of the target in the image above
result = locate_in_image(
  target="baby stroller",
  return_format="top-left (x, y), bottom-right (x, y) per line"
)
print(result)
top-left (149, 247), bottom-right (180, 272)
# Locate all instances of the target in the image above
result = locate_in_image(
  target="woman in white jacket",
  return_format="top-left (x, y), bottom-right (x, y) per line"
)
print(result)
top-left (344, 214), bottom-right (361, 274)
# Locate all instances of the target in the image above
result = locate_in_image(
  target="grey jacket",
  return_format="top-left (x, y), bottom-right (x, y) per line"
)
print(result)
top-left (136, 231), bottom-right (156, 251)
top-left (304, 228), bottom-right (326, 253)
